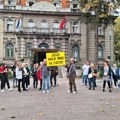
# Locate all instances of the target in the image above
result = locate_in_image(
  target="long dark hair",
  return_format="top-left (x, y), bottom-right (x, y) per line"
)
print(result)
top-left (104, 60), bottom-right (110, 66)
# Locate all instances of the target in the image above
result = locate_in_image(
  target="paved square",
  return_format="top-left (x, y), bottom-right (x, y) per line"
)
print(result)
top-left (0, 78), bottom-right (120, 120)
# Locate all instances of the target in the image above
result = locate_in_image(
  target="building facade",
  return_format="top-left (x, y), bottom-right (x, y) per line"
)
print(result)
top-left (0, 0), bottom-right (114, 67)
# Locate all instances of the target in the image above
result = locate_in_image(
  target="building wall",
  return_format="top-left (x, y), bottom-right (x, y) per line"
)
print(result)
top-left (0, 1), bottom-right (115, 66)
top-left (0, 18), bottom-right (4, 62)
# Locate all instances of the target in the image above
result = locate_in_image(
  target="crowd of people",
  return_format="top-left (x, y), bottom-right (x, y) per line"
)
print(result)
top-left (0, 58), bottom-right (120, 94)
top-left (80, 60), bottom-right (120, 92)
top-left (0, 59), bottom-right (58, 93)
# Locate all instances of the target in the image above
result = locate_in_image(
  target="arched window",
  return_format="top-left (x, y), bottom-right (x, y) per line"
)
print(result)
top-left (38, 43), bottom-right (49, 49)
top-left (72, 44), bottom-right (80, 62)
top-left (98, 45), bottom-right (103, 59)
top-left (5, 43), bottom-right (14, 58)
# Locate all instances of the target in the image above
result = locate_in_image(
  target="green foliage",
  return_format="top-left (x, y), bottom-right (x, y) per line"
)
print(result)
top-left (80, 72), bottom-right (83, 78)
top-left (20, 58), bottom-right (24, 62)
top-left (98, 70), bottom-right (103, 77)
top-left (117, 64), bottom-right (120, 68)
top-left (80, 0), bottom-right (119, 27)
top-left (8, 71), bottom-right (13, 79)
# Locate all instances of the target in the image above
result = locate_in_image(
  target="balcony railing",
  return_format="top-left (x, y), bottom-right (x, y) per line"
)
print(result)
top-left (18, 27), bottom-right (68, 34)
top-left (4, 4), bottom-right (16, 9)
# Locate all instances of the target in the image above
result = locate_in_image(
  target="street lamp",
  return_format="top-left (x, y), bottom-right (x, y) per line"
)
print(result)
top-left (109, 30), bottom-right (112, 66)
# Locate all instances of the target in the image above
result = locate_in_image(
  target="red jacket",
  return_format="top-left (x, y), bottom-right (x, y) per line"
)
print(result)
top-left (0, 66), bottom-right (4, 73)
top-left (36, 67), bottom-right (42, 81)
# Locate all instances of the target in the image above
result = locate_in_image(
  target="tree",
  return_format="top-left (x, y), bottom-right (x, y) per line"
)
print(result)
top-left (114, 17), bottom-right (120, 62)
top-left (80, 0), bottom-right (119, 67)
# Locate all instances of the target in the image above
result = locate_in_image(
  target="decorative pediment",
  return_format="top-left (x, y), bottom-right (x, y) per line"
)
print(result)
top-left (31, 1), bottom-right (56, 11)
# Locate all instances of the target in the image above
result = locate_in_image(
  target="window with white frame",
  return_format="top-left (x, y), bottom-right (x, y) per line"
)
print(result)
top-left (40, 21), bottom-right (48, 28)
top-left (40, 21), bottom-right (48, 32)
top-left (72, 44), bottom-right (80, 62)
top-left (7, 20), bottom-right (14, 31)
top-left (72, 22), bottom-right (79, 33)
top-left (98, 45), bottom-right (104, 59)
top-left (98, 25), bottom-right (104, 35)
top-left (26, 42), bottom-right (32, 57)
top-left (53, 22), bottom-right (60, 33)
top-left (53, 22), bottom-right (59, 28)
top-left (54, 2), bottom-right (60, 8)
top-left (28, 20), bottom-right (35, 28)
top-left (5, 43), bottom-right (14, 58)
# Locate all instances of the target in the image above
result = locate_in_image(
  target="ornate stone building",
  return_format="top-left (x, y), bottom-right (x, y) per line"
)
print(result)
top-left (0, 0), bottom-right (114, 67)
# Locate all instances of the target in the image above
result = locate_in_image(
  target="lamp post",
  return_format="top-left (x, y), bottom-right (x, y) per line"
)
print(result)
top-left (109, 31), bottom-right (112, 66)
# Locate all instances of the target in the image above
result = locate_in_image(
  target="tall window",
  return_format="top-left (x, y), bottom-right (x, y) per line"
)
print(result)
top-left (98, 45), bottom-right (104, 59)
top-left (53, 22), bottom-right (60, 33)
top-left (53, 22), bottom-right (59, 28)
top-left (26, 42), bottom-right (32, 57)
top-left (7, 20), bottom-right (14, 31)
top-left (28, 20), bottom-right (35, 28)
top-left (5, 43), bottom-right (14, 58)
top-left (40, 21), bottom-right (48, 28)
top-left (8, 0), bottom-right (15, 4)
top-left (54, 2), bottom-right (60, 8)
top-left (98, 25), bottom-right (104, 35)
top-left (72, 22), bottom-right (79, 33)
top-left (72, 44), bottom-right (80, 62)
top-left (40, 21), bottom-right (48, 32)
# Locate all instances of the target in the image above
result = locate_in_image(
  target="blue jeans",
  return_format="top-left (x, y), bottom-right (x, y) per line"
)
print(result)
top-left (13, 76), bottom-right (18, 86)
top-left (84, 75), bottom-right (88, 86)
top-left (81, 75), bottom-right (85, 84)
top-left (42, 76), bottom-right (50, 91)
top-left (88, 77), bottom-right (95, 89)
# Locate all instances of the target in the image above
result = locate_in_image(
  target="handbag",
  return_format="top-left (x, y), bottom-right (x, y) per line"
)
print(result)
top-left (88, 73), bottom-right (93, 78)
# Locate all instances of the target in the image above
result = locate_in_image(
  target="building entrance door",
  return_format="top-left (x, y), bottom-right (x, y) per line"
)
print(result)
top-left (30, 48), bottom-right (58, 64)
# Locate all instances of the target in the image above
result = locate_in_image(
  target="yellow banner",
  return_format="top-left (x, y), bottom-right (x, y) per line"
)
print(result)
top-left (46, 52), bottom-right (66, 66)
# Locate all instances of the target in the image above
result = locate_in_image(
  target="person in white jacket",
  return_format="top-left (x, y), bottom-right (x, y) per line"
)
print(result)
top-left (16, 63), bottom-right (24, 92)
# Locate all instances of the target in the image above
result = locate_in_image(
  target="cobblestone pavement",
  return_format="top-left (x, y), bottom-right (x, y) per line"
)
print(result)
top-left (0, 77), bottom-right (120, 120)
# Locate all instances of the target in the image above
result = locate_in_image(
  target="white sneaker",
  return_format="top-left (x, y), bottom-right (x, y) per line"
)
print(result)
top-left (114, 86), bottom-right (117, 89)
top-left (47, 90), bottom-right (50, 93)
top-left (1, 89), bottom-right (4, 92)
top-left (42, 91), bottom-right (45, 93)
top-left (28, 86), bottom-right (30, 88)
top-left (73, 91), bottom-right (77, 94)
top-left (8, 88), bottom-right (12, 91)
top-left (67, 90), bottom-right (72, 93)
top-left (26, 88), bottom-right (28, 90)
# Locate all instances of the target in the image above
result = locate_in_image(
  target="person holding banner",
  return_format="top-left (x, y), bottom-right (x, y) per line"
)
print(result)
top-left (67, 58), bottom-right (77, 94)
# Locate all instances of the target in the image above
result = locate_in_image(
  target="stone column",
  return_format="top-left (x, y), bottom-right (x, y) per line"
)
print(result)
top-left (50, 38), bottom-right (54, 49)
top-left (20, 37), bottom-right (25, 58)
top-left (80, 23), bottom-right (88, 62)
top-left (105, 25), bottom-right (114, 63)
top-left (87, 24), bottom-right (96, 63)
top-left (33, 37), bottom-right (37, 48)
